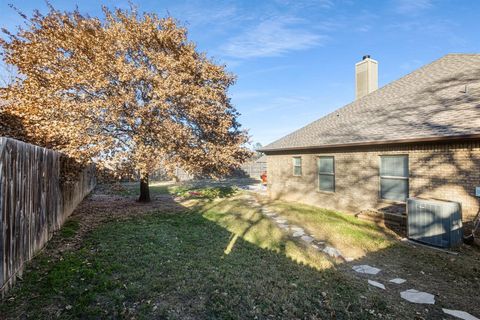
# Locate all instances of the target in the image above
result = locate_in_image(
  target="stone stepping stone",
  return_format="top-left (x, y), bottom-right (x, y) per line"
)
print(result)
top-left (322, 246), bottom-right (343, 258)
top-left (264, 213), bottom-right (276, 217)
top-left (293, 230), bottom-right (305, 237)
top-left (345, 257), bottom-right (354, 262)
top-left (278, 223), bottom-right (289, 230)
top-left (368, 280), bottom-right (386, 290)
top-left (352, 265), bottom-right (381, 275)
top-left (443, 308), bottom-right (479, 320)
top-left (400, 289), bottom-right (435, 304)
top-left (300, 235), bottom-right (314, 243)
top-left (314, 242), bottom-right (326, 248)
top-left (291, 226), bottom-right (304, 232)
top-left (274, 219), bottom-right (287, 224)
top-left (311, 244), bottom-right (320, 250)
top-left (389, 278), bottom-right (406, 284)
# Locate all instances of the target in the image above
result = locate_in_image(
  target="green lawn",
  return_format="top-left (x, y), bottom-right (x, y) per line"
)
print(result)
top-left (106, 181), bottom-right (238, 200)
top-left (105, 181), bottom-right (171, 196)
top-left (265, 201), bottom-right (394, 259)
top-left (198, 194), bottom-right (394, 269)
top-left (0, 214), bottom-right (388, 319)
top-left (1, 184), bottom-right (478, 319)
top-left (0, 187), bottom-right (392, 319)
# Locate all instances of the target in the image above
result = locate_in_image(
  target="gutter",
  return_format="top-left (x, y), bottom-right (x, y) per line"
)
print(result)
top-left (259, 134), bottom-right (480, 153)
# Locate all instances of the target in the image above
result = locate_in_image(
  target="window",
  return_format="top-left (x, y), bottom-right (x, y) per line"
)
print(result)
top-left (318, 156), bottom-right (335, 192)
top-left (380, 155), bottom-right (409, 202)
top-left (292, 157), bottom-right (302, 176)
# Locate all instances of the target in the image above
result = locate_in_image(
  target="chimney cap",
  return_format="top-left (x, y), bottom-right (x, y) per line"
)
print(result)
top-left (362, 55), bottom-right (371, 60)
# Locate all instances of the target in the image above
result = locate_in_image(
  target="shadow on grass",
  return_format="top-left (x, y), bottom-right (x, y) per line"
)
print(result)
top-left (1, 210), bottom-right (389, 319)
top-left (59, 219), bottom-right (81, 238)
top-left (2, 188), bottom-right (479, 320)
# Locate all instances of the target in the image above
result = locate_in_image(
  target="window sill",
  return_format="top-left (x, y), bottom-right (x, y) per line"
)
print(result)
top-left (317, 190), bottom-right (335, 195)
top-left (379, 198), bottom-right (407, 205)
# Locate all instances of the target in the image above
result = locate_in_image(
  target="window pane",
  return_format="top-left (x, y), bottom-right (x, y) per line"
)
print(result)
top-left (319, 174), bottom-right (335, 192)
top-left (318, 157), bottom-right (334, 173)
top-left (380, 156), bottom-right (408, 177)
top-left (293, 157), bottom-right (301, 166)
top-left (380, 178), bottom-right (408, 201)
top-left (294, 166), bottom-right (302, 176)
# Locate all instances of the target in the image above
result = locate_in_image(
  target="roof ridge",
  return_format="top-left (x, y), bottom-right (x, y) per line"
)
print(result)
top-left (444, 53), bottom-right (480, 56)
top-left (322, 55), bottom-right (448, 116)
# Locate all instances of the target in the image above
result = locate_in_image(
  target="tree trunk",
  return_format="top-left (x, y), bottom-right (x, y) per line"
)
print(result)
top-left (138, 173), bottom-right (151, 202)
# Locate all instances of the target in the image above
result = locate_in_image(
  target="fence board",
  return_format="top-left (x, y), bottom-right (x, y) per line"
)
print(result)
top-left (0, 137), bottom-right (96, 296)
top-left (241, 159), bottom-right (267, 180)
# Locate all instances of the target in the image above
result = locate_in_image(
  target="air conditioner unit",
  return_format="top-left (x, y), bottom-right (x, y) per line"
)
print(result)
top-left (407, 198), bottom-right (463, 248)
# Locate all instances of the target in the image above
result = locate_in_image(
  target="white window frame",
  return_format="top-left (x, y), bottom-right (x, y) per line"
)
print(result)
top-left (379, 154), bottom-right (409, 202)
top-left (318, 156), bottom-right (335, 192)
top-left (292, 156), bottom-right (302, 176)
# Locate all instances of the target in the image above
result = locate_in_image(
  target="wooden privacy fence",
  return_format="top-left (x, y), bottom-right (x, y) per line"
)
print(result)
top-left (0, 137), bottom-right (96, 296)
top-left (241, 156), bottom-right (267, 180)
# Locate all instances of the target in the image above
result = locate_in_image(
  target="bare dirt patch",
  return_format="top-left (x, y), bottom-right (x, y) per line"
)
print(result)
top-left (47, 184), bottom-right (188, 258)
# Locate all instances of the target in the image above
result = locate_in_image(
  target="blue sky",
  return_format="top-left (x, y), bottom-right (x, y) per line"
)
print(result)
top-left (1, 0), bottom-right (480, 147)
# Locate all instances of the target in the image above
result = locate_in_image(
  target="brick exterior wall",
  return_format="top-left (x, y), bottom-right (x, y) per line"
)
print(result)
top-left (266, 141), bottom-right (480, 221)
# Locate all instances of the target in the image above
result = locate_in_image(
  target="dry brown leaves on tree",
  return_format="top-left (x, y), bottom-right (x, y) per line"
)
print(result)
top-left (0, 5), bottom-right (251, 199)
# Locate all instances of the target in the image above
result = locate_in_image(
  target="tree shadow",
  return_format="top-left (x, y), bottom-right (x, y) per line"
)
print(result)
top-left (2, 183), bottom-right (479, 319)
top-left (0, 191), bottom-right (389, 319)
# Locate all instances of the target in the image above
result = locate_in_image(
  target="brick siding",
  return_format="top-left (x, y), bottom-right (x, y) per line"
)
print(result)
top-left (266, 141), bottom-right (480, 221)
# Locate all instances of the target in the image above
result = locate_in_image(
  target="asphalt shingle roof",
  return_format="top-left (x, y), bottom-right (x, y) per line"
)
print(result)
top-left (262, 54), bottom-right (480, 151)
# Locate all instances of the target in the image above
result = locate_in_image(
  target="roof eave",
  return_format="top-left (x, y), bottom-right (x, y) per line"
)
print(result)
top-left (259, 134), bottom-right (480, 153)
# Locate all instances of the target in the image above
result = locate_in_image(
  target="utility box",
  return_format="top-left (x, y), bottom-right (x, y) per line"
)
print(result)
top-left (407, 198), bottom-right (463, 248)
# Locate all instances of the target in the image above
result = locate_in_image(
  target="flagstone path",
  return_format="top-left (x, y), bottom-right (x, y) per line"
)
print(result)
top-left (245, 193), bottom-right (479, 320)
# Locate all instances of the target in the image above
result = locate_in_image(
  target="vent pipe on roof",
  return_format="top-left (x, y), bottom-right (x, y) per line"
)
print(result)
top-left (355, 55), bottom-right (378, 99)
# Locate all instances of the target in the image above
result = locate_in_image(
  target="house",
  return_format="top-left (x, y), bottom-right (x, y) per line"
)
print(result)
top-left (260, 54), bottom-right (480, 224)
top-left (241, 155), bottom-right (267, 180)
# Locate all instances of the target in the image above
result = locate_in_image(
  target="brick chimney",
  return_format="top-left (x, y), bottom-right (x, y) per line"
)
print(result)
top-left (355, 55), bottom-right (378, 99)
